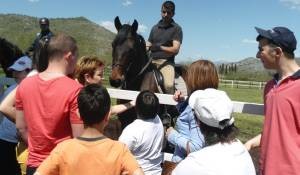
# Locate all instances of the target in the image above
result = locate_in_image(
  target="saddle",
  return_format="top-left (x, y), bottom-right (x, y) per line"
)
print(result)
top-left (152, 65), bottom-right (165, 93)
top-left (151, 60), bottom-right (174, 94)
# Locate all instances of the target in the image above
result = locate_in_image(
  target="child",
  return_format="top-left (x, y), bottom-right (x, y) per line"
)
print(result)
top-left (173, 89), bottom-right (255, 175)
top-left (119, 90), bottom-right (164, 175)
top-left (74, 56), bottom-right (134, 115)
top-left (35, 84), bottom-right (144, 175)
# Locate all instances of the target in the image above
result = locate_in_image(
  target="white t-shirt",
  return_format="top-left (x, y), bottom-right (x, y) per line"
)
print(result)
top-left (119, 115), bottom-right (164, 175)
top-left (172, 140), bottom-right (256, 175)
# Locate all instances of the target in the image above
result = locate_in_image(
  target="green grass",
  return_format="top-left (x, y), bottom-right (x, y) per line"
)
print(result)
top-left (234, 113), bottom-right (263, 142)
top-left (219, 86), bottom-right (263, 104)
top-left (219, 86), bottom-right (264, 142)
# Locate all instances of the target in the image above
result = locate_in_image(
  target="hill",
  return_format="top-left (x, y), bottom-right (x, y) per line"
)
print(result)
top-left (218, 57), bottom-right (300, 81)
top-left (0, 14), bottom-right (115, 63)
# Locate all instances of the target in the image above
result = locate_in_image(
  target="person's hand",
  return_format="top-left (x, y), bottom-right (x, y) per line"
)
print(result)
top-left (150, 43), bottom-right (161, 52)
top-left (173, 90), bottom-right (184, 102)
top-left (162, 40), bottom-right (173, 47)
top-left (129, 100), bottom-right (136, 107)
top-left (244, 140), bottom-right (254, 151)
top-left (166, 127), bottom-right (174, 138)
top-left (244, 134), bottom-right (261, 151)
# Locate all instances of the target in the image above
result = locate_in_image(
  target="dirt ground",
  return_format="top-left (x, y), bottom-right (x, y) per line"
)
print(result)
top-left (249, 147), bottom-right (260, 174)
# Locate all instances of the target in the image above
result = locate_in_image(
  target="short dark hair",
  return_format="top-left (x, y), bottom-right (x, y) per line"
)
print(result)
top-left (78, 84), bottom-right (111, 126)
top-left (198, 119), bottom-right (239, 146)
top-left (135, 90), bottom-right (159, 120)
top-left (162, 1), bottom-right (175, 14)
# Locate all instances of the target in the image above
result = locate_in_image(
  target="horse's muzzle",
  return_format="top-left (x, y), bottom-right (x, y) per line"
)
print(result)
top-left (109, 78), bottom-right (122, 88)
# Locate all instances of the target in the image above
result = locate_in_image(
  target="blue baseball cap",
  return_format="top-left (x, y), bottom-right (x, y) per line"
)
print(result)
top-left (255, 26), bottom-right (297, 54)
top-left (8, 56), bottom-right (32, 71)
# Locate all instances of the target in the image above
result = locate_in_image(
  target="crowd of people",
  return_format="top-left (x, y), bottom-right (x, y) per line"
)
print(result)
top-left (0, 1), bottom-right (299, 175)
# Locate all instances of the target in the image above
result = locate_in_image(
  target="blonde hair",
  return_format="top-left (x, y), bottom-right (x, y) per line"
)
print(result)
top-left (75, 56), bottom-right (105, 85)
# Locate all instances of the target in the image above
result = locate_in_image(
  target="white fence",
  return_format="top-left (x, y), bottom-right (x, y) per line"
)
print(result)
top-left (107, 88), bottom-right (264, 116)
top-left (220, 79), bottom-right (266, 89)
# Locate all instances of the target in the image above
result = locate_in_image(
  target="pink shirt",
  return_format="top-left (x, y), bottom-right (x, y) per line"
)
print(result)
top-left (16, 74), bottom-right (83, 167)
top-left (260, 72), bottom-right (300, 175)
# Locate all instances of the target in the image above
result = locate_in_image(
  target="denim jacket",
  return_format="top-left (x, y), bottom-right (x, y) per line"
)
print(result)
top-left (167, 100), bottom-right (205, 162)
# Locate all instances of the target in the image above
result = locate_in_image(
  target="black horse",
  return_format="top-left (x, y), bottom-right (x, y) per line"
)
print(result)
top-left (109, 16), bottom-right (179, 129)
top-left (0, 37), bottom-right (24, 77)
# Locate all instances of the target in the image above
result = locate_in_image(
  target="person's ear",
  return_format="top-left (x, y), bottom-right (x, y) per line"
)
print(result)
top-left (84, 73), bottom-right (92, 84)
top-left (104, 110), bottom-right (111, 123)
top-left (273, 47), bottom-right (284, 58)
top-left (64, 51), bottom-right (72, 62)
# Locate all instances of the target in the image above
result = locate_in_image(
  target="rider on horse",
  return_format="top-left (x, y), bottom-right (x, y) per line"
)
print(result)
top-left (147, 1), bottom-right (183, 95)
top-left (25, 17), bottom-right (54, 57)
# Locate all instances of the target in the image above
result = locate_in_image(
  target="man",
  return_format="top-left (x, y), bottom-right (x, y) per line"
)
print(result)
top-left (0, 56), bottom-right (32, 175)
top-left (35, 84), bottom-right (144, 175)
top-left (172, 89), bottom-right (255, 175)
top-left (26, 17), bottom-right (54, 56)
top-left (119, 90), bottom-right (164, 175)
top-left (15, 33), bottom-right (83, 175)
top-left (147, 1), bottom-right (183, 94)
top-left (245, 27), bottom-right (299, 175)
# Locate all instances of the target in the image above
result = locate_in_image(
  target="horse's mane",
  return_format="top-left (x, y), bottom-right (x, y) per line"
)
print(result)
top-left (0, 37), bottom-right (24, 77)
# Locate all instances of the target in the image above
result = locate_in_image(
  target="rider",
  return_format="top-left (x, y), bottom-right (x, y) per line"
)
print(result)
top-left (147, 1), bottom-right (183, 94)
top-left (26, 17), bottom-right (54, 56)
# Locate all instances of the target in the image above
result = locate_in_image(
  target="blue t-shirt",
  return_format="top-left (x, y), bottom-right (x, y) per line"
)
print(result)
top-left (0, 83), bottom-right (18, 143)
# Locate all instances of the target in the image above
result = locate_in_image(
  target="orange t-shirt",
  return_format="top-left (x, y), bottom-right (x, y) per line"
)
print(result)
top-left (37, 137), bottom-right (140, 175)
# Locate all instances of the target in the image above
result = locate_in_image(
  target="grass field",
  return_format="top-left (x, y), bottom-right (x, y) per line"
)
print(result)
top-left (219, 86), bottom-right (264, 142)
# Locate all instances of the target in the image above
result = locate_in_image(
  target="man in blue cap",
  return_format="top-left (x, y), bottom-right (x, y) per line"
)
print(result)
top-left (0, 56), bottom-right (32, 175)
top-left (245, 26), bottom-right (299, 175)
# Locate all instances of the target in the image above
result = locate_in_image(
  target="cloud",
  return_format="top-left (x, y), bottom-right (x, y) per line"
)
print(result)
top-left (280, 0), bottom-right (300, 10)
top-left (137, 24), bottom-right (147, 34)
top-left (99, 20), bottom-right (147, 34)
top-left (99, 21), bottom-right (117, 33)
top-left (122, 0), bottom-right (133, 6)
top-left (28, 0), bottom-right (40, 2)
top-left (242, 39), bottom-right (257, 44)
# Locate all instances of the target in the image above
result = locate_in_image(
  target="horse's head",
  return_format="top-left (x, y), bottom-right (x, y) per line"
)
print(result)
top-left (0, 37), bottom-right (24, 77)
top-left (109, 16), bottom-right (141, 88)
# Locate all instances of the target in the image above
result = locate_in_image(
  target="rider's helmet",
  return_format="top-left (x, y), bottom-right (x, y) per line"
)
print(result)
top-left (39, 17), bottom-right (49, 25)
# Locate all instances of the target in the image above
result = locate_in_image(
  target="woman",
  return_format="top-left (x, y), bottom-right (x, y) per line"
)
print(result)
top-left (166, 60), bottom-right (219, 162)
top-left (74, 56), bottom-right (135, 116)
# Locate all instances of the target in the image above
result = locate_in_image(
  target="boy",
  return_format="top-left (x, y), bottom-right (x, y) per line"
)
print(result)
top-left (119, 90), bottom-right (164, 175)
top-left (35, 84), bottom-right (143, 175)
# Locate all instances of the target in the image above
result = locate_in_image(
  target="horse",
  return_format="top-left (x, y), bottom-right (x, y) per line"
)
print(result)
top-left (0, 37), bottom-right (24, 77)
top-left (109, 16), bottom-right (180, 130)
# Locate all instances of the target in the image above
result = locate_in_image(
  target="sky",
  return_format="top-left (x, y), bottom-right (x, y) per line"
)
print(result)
top-left (0, 0), bottom-right (300, 63)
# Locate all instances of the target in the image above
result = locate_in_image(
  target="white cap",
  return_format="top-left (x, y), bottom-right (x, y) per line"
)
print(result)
top-left (189, 88), bottom-right (234, 129)
top-left (8, 56), bottom-right (32, 71)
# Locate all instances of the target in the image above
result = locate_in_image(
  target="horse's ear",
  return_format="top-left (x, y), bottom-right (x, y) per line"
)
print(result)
top-left (114, 16), bottom-right (122, 32)
top-left (132, 19), bottom-right (138, 34)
